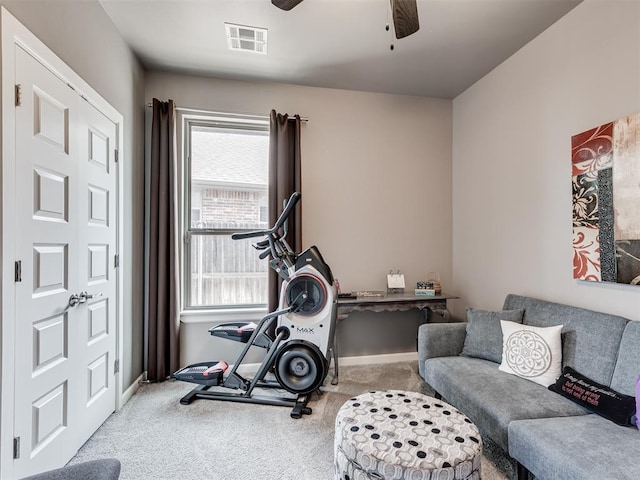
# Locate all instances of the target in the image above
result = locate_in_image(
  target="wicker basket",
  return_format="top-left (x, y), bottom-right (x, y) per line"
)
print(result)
top-left (426, 272), bottom-right (442, 294)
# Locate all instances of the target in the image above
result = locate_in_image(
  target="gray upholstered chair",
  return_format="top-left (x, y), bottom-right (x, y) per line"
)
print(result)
top-left (19, 459), bottom-right (121, 480)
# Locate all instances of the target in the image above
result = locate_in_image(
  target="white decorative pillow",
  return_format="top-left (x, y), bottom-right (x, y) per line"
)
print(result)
top-left (498, 321), bottom-right (563, 387)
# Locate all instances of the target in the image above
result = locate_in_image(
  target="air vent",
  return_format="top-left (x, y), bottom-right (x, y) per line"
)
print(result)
top-left (225, 23), bottom-right (268, 54)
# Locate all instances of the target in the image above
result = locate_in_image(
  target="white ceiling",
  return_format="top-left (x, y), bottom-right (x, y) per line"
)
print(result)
top-left (99, 0), bottom-right (582, 99)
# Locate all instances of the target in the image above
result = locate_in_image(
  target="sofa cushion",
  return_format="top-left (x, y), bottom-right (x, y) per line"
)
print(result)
top-left (549, 366), bottom-right (637, 426)
top-left (499, 321), bottom-right (563, 387)
top-left (461, 307), bottom-right (524, 363)
top-left (610, 320), bottom-right (640, 396)
top-left (423, 356), bottom-right (589, 451)
top-left (502, 294), bottom-right (628, 386)
top-left (509, 415), bottom-right (640, 480)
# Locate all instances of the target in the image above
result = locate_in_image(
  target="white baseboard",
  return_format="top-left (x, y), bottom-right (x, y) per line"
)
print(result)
top-left (233, 352), bottom-right (417, 374)
top-left (119, 373), bottom-right (143, 408)
top-left (338, 352), bottom-right (418, 366)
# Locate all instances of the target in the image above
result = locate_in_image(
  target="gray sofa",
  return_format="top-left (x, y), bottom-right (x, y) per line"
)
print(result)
top-left (418, 294), bottom-right (640, 480)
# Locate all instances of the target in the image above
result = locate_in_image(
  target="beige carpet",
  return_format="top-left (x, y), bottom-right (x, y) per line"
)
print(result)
top-left (70, 361), bottom-right (515, 479)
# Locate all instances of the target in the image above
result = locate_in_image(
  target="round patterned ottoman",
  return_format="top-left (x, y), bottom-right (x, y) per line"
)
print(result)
top-left (334, 390), bottom-right (482, 480)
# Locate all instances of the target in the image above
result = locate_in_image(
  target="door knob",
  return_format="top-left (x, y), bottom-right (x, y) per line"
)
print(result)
top-left (68, 293), bottom-right (81, 308)
top-left (79, 291), bottom-right (103, 303)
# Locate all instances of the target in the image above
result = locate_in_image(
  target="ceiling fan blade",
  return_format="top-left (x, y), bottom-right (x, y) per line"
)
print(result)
top-left (390, 0), bottom-right (420, 39)
top-left (272, 0), bottom-right (304, 11)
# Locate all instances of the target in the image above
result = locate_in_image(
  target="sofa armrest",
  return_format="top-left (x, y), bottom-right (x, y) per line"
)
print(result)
top-left (19, 459), bottom-right (121, 480)
top-left (417, 323), bottom-right (467, 378)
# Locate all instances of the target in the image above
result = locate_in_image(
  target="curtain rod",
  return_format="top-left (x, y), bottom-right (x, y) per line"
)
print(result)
top-left (145, 103), bottom-right (308, 122)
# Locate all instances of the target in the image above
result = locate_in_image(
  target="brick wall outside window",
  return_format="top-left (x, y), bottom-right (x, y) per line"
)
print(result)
top-left (197, 188), bottom-right (267, 229)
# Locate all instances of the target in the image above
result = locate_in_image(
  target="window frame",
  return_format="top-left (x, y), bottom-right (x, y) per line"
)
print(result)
top-left (179, 111), bottom-right (270, 312)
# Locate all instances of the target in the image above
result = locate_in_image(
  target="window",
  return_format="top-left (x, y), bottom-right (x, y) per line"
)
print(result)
top-left (184, 116), bottom-right (270, 309)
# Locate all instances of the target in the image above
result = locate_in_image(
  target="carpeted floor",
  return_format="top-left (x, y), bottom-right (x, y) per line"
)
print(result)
top-left (70, 361), bottom-right (516, 479)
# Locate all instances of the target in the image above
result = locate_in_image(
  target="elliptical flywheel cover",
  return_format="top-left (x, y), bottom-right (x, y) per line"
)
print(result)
top-left (285, 273), bottom-right (327, 315)
top-left (274, 340), bottom-right (328, 395)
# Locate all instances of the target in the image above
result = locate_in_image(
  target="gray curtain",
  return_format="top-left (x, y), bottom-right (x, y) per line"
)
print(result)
top-left (268, 110), bottom-right (302, 312)
top-left (146, 99), bottom-right (180, 381)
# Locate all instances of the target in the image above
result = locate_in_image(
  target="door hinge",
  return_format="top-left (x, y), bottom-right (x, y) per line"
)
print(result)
top-left (15, 261), bottom-right (22, 282)
top-left (114, 359), bottom-right (120, 374)
top-left (15, 84), bottom-right (22, 107)
top-left (114, 254), bottom-right (120, 268)
top-left (114, 149), bottom-right (119, 163)
top-left (13, 437), bottom-right (20, 459)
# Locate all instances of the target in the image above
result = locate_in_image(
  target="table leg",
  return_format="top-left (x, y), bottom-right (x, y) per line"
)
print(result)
top-left (425, 304), bottom-right (450, 322)
top-left (330, 332), bottom-right (339, 385)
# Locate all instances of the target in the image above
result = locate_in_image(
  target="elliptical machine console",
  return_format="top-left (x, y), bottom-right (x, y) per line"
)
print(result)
top-left (173, 192), bottom-right (337, 418)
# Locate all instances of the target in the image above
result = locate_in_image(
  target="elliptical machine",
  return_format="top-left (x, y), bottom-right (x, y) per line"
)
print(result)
top-left (173, 192), bottom-right (337, 418)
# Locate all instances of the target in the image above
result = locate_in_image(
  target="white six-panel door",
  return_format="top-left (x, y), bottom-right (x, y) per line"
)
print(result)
top-left (11, 42), bottom-right (118, 479)
top-left (75, 97), bottom-right (118, 448)
top-left (13, 45), bottom-right (83, 476)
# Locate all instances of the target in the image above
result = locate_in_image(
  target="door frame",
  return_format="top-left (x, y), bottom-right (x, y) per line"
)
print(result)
top-left (0, 8), bottom-right (124, 479)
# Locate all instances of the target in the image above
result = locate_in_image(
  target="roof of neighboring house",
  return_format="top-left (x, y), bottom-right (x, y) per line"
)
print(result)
top-left (191, 128), bottom-right (268, 187)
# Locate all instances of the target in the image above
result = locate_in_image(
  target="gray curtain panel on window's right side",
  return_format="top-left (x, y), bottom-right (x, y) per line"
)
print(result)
top-left (268, 110), bottom-right (302, 312)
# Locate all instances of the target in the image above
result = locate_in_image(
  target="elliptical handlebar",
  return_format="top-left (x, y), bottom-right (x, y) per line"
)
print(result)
top-left (231, 192), bottom-right (300, 279)
top-left (231, 192), bottom-right (301, 240)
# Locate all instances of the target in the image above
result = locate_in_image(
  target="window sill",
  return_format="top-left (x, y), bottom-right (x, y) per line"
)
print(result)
top-left (180, 307), bottom-right (268, 325)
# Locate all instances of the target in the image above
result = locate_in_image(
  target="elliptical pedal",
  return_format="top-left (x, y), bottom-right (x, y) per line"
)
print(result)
top-left (209, 322), bottom-right (272, 348)
top-left (173, 360), bottom-right (228, 386)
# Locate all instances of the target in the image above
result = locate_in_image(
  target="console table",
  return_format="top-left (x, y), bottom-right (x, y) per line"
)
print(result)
top-left (329, 292), bottom-right (459, 384)
top-left (336, 292), bottom-right (459, 322)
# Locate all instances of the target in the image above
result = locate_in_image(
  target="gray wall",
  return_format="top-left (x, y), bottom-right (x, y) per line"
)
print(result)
top-left (146, 71), bottom-right (454, 362)
top-left (452, 0), bottom-right (640, 320)
top-left (1, 0), bottom-right (146, 389)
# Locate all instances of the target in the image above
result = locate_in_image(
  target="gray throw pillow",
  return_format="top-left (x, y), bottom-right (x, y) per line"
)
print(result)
top-left (461, 307), bottom-right (525, 363)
